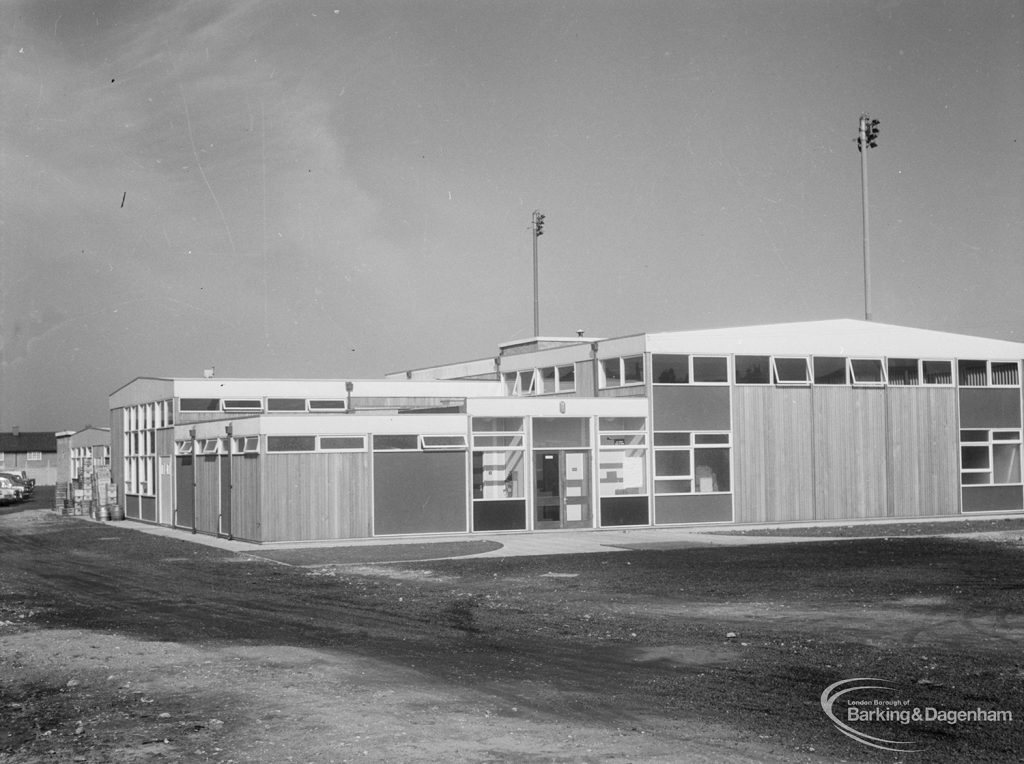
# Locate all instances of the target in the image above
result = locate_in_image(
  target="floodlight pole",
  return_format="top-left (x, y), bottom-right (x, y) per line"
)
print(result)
top-left (858, 114), bottom-right (879, 322)
top-left (532, 210), bottom-right (545, 336)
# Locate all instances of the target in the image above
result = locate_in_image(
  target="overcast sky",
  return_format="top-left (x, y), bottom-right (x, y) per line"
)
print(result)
top-left (1, 0), bottom-right (1022, 432)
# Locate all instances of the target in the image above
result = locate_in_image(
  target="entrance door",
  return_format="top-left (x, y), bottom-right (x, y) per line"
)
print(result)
top-left (534, 450), bottom-right (591, 529)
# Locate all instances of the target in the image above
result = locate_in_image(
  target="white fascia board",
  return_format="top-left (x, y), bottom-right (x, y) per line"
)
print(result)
top-left (646, 319), bottom-right (1024, 359)
top-left (466, 396), bottom-right (648, 418)
top-left (498, 345), bottom-right (595, 371)
top-left (177, 413), bottom-right (470, 440)
top-left (387, 357), bottom-right (498, 380)
top-left (171, 378), bottom-right (502, 399)
top-left (591, 334), bottom-right (649, 359)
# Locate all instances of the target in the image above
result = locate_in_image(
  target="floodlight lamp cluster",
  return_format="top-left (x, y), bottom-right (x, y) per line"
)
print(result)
top-left (857, 114), bottom-right (880, 152)
top-left (533, 210), bottom-right (545, 236)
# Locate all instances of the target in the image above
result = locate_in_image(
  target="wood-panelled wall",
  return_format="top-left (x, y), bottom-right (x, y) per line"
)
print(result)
top-left (230, 455), bottom-right (262, 542)
top-left (733, 387), bottom-right (815, 523)
top-left (260, 453), bottom-right (372, 541)
top-left (194, 454), bottom-right (221, 535)
top-left (812, 388), bottom-right (888, 520)
top-left (733, 385), bottom-right (959, 523)
top-left (886, 387), bottom-right (959, 517)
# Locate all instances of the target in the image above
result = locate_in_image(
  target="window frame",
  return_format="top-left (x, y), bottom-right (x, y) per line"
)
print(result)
top-left (419, 434), bottom-right (468, 451)
top-left (222, 399), bottom-right (263, 412)
top-left (318, 435), bottom-right (367, 453)
top-left (600, 355), bottom-right (645, 389)
top-left (307, 399), bottom-right (348, 413)
top-left (921, 359), bottom-right (954, 386)
top-left (849, 357), bottom-right (887, 387)
top-left (772, 356), bottom-right (811, 386)
top-left (960, 429), bottom-right (1023, 486)
top-left (266, 435), bottom-right (317, 453)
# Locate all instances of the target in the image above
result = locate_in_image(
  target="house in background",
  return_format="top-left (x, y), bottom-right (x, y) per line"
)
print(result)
top-left (108, 319), bottom-right (1024, 543)
top-left (0, 429), bottom-right (58, 486)
top-left (55, 427), bottom-right (112, 513)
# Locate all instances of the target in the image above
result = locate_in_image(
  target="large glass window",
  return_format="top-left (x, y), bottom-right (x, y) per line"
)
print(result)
top-left (960, 430), bottom-right (1022, 485)
top-left (654, 431), bottom-right (731, 495)
top-left (472, 417), bottom-right (526, 500)
top-left (123, 403), bottom-right (158, 496)
top-left (598, 418), bottom-right (647, 496)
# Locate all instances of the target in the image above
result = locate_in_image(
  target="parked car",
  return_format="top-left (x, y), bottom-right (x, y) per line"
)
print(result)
top-left (0, 471), bottom-right (33, 497)
top-left (0, 476), bottom-right (21, 504)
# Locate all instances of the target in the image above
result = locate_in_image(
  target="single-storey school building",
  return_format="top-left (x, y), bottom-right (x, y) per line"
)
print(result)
top-left (109, 320), bottom-right (1023, 543)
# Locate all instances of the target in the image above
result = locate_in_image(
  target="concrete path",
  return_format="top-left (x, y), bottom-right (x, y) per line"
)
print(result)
top-left (90, 516), bottom-right (876, 560)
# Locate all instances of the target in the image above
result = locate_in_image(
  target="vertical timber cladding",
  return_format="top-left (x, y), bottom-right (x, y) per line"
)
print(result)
top-left (175, 455), bottom-right (195, 529)
top-left (194, 454), bottom-right (221, 534)
top-left (651, 385), bottom-right (733, 524)
top-left (812, 387), bottom-right (889, 520)
top-left (230, 454), bottom-right (261, 542)
top-left (373, 451), bottom-right (468, 535)
top-left (261, 452), bottom-right (372, 542)
top-left (887, 387), bottom-right (959, 518)
top-left (732, 386), bottom-right (816, 524)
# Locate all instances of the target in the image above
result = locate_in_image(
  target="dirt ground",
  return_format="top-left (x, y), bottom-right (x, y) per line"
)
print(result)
top-left (1, 493), bottom-right (1022, 763)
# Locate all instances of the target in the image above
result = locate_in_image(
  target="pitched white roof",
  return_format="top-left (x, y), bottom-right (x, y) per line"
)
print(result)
top-left (644, 319), bottom-right (1024, 359)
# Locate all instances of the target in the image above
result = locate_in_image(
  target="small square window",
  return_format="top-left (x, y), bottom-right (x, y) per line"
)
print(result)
top-left (692, 356), bottom-right (728, 383)
top-left (653, 355), bottom-right (689, 384)
top-left (991, 362), bottom-right (1020, 386)
top-left (958, 360), bottom-right (988, 386)
top-left (887, 358), bottom-right (919, 386)
top-left (850, 358), bottom-right (885, 385)
top-left (922, 360), bottom-right (953, 385)
top-left (734, 356), bottom-right (770, 385)
top-left (813, 357), bottom-right (847, 385)
top-left (773, 357), bottom-right (809, 384)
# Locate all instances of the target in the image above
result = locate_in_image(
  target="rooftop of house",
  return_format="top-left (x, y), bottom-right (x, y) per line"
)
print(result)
top-left (0, 431), bottom-right (58, 453)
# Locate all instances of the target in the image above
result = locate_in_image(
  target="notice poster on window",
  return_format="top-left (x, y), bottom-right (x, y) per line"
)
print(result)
top-left (623, 456), bottom-right (644, 488)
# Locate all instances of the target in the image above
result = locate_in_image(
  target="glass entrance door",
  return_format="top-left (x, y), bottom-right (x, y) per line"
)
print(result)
top-left (534, 450), bottom-right (591, 529)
